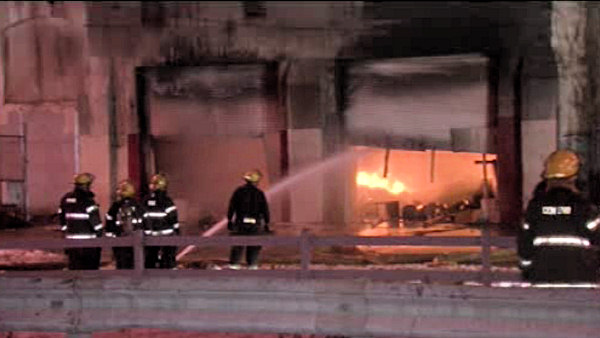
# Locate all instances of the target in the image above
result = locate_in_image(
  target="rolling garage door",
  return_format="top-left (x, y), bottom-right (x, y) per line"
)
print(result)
top-left (146, 64), bottom-right (283, 231)
top-left (345, 54), bottom-right (491, 153)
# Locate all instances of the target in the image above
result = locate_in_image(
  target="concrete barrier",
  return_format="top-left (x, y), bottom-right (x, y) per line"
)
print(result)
top-left (1, 276), bottom-right (599, 338)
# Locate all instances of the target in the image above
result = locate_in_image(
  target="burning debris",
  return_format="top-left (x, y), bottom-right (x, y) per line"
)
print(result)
top-left (355, 147), bottom-right (498, 229)
top-left (402, 199), bottom-right (472, 223)
top-left (356, 171), bottom-right (408, 195)
top-left (360, 197), bottom-right (478, 230)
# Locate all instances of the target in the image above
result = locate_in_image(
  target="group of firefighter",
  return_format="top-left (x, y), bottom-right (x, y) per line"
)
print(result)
top-left (59, 149), bottom-right (600, 283)
top-left (58, 169), bottom-right (269, 271)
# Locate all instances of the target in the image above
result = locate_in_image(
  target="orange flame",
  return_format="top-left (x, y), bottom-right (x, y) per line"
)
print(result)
top-left (356, 171), bottom-right (407, 195)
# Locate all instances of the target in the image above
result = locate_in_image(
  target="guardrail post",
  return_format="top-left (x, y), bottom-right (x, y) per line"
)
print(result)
top-left (133, 230), bottom-right (144, 275)
top-left (300, 228), bottom-right (311, 277)
top-left (481, 224), bottom-right (492, 286)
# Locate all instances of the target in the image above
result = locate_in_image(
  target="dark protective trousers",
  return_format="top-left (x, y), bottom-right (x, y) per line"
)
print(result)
top-left (527, 247), bottom-right (599, 283)
top-left (113, 247), bottom-right (134, 269)
top-left (66, 248), bottom-right (101, 270)
top-left (229, 245), bottom-right (262, 266)
top-left (228, 224), bottom-right (265, 266)
top-left (145, 246), bottom-right (177, 269)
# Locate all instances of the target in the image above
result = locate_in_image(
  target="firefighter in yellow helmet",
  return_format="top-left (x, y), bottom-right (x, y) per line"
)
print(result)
top-left (105, 180), bottom-right (144, 269)
top-left (518, 149), bottom-right (600, 283)
top-left (149, 173), bottom-right (168, 191)
top-left (142, 174), bottom-right (179, 269)
top-left (74, 172), bottom-right (95, 186)
top-left (532, 149), bottom-right (583, 199)
top-left (226, 169), bottom-right (271, 270)
top-left (544, 149), bottom-right (581, 179)
top-left (58, 172), bottom-right (102, 270)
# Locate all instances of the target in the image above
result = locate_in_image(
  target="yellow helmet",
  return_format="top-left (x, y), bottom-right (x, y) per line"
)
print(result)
top-left (544, 149), bottom-right (580, 179)
top-left (149, 173), bottom-right (168, 191)
top-left (243, 169), bottom-right (262, 184)
top-left (73, 172), bottom-right (95, 186)
top-left (116, 180), bottom-right (136, 199)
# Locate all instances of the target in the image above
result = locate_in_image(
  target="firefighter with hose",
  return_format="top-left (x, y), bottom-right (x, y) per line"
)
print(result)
top-left (227, 169), bottom-right (271, 270)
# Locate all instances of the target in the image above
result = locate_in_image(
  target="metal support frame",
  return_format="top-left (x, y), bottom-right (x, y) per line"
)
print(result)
top-left (0, 124), bottom-right (28, 220)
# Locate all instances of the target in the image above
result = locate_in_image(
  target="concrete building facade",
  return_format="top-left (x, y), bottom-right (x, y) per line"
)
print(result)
top-left (0, 2), bottom-right (562, 233)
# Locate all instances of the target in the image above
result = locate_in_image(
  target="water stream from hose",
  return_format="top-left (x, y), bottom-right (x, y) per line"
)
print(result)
top-left (176, 149), bottom-right (365, 260)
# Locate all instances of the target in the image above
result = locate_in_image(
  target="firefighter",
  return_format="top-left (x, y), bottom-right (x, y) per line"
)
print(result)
top-left (105, 180), bottom-right (144, 269)
top-left (518, 149), bottom-right (600, 283)
top-left (227, 169), bottom-right (271, 270)
top-left (142, 174), bottom-right (179, 269)
top-left (58, 172), bottom-right (103, 270)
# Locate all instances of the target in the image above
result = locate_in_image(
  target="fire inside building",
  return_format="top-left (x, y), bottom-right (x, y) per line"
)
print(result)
top-left (142, 54), bottom-right (496, 235)
top-left (1, 2), bottom-right (600, 338)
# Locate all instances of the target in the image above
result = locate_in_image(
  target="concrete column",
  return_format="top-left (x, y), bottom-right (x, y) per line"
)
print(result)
top-left (108, 54), bottom-right (138, 202)
top-left (108, 58), bottom-right (118, 203)
top-left (0, 3), bottom-right (5, 110)
top-left (551, 1), bottom-right (600, 199)
top-left (520, 75), bottom-right (558, 205)
top-left (286, 60), bottom-right (326, 224)
top-left (494, 52), bottom-right (523, 230)
top-left (85, 3), bottom-right (142, 205)
top-left (81, 56), bottom-right (111, 212)
top-left (285, 59), bottom-right (353, 228)
top-left (322, 61), bottom-right (353, 228)
top-left (589, 3), bottom-right (600, 203)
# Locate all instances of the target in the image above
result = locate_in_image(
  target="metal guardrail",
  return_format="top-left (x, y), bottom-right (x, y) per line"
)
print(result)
top-left (2, 273), bottom-right (599, 338)
top-left (0, 228), bottom-right (519, 283)
top-left (3, 230), bottom-right (600, 338)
